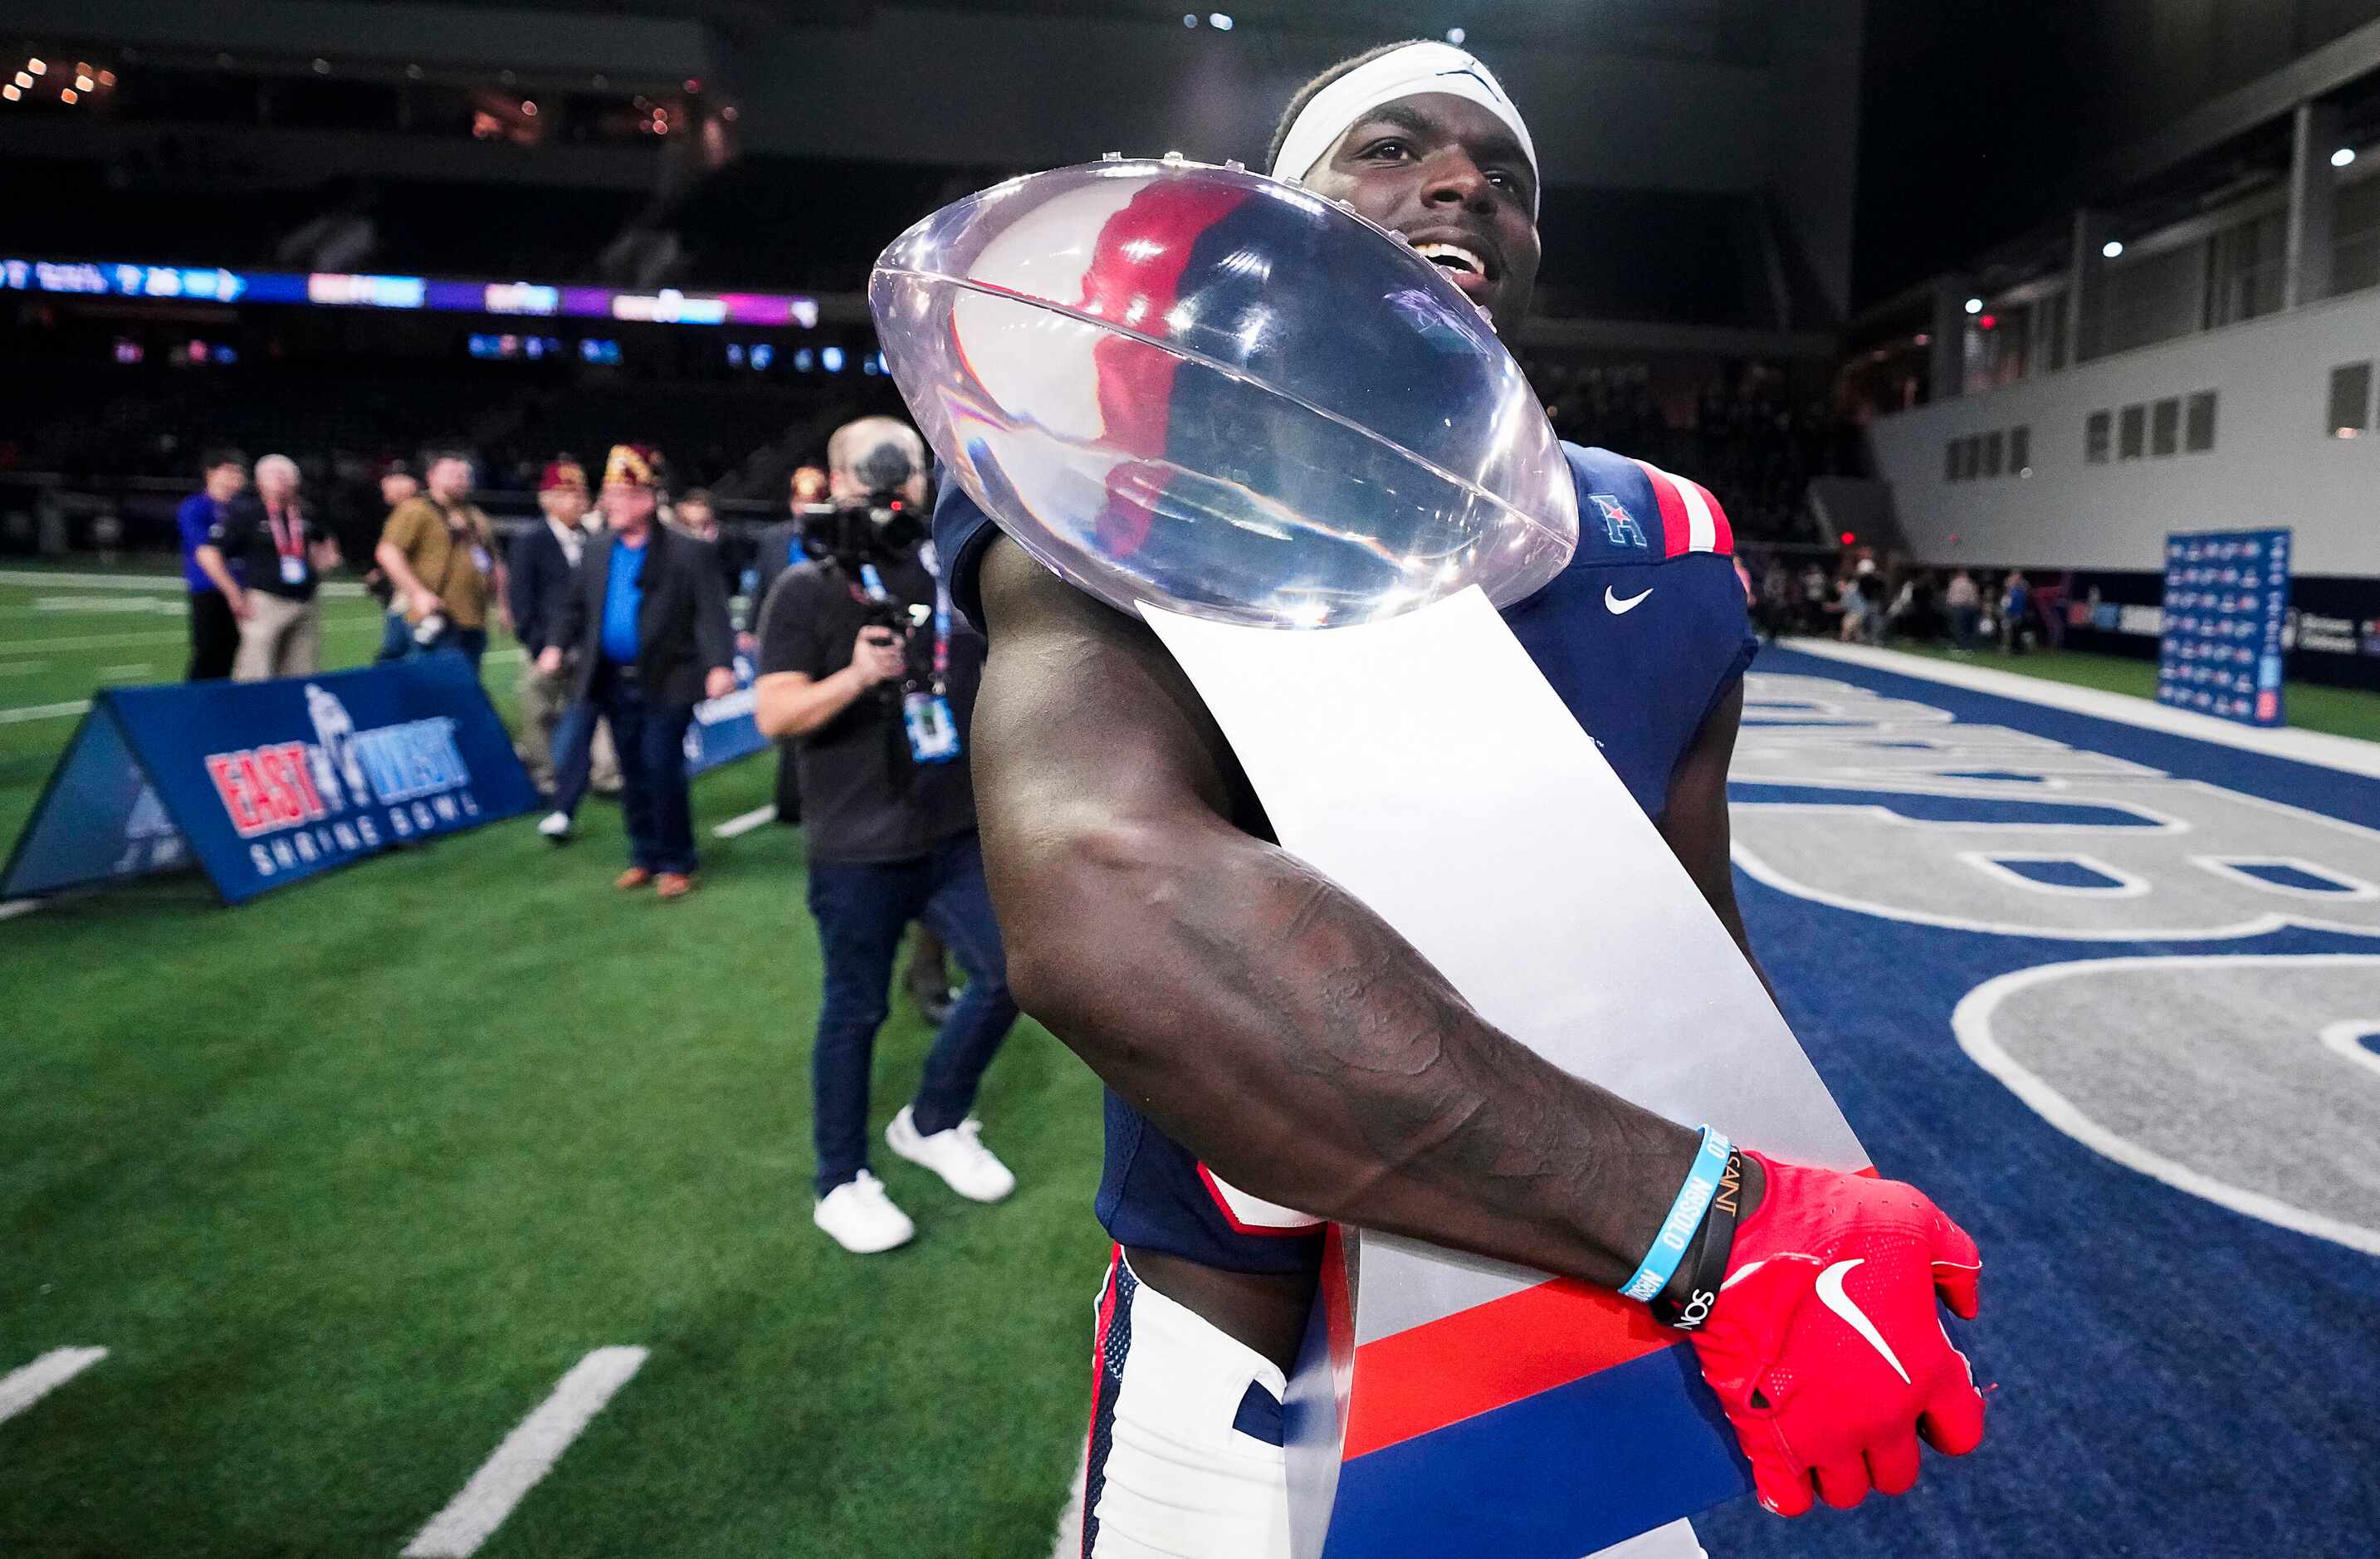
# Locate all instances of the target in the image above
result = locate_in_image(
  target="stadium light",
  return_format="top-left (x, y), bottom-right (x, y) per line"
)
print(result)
top-left (27, 57), bottom-right (43, 74)
top-left (2334, 147), bottom-right (2358, 169)
top-left (12, 71), bottom-right (27, 88)
top-left (1447, 27), bottom-right (1467, 44)
top-left (2, 84), bottom-right (17, 101)
top-left (310, 57), bottom-right (329, 74)
top-left (1964, 296), bottom-right (1983, 315)
top-left (1182, 12), bottom-right (1198, 25)
top-left (1210, 12), bottom-right (1234, 29)
top-left (2102, 239), bottom-right (2124, 258)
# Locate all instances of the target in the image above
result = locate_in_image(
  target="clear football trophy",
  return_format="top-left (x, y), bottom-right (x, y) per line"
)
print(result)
top-left (872, 157), bottom-right (1865, 1559)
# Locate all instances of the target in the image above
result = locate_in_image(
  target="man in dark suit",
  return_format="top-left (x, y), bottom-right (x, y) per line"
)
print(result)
top-left (541, 444), bottom-right (736, 900)
top-left (508, 457), bottom-right (593, 793)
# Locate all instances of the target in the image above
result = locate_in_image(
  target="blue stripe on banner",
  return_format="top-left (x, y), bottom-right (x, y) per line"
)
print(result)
top-left (1324, 1346), bottom-right (1747, 1559)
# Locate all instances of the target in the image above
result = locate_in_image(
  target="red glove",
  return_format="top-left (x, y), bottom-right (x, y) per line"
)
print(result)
top-left (1685, 1152), bottom-right (1986, 1516)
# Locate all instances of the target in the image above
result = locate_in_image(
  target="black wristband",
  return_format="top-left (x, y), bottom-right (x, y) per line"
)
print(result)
top-left (1651, 1149), bottom-right (1747, 1332)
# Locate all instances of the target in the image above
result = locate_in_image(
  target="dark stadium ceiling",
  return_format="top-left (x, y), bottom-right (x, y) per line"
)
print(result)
top-left (336, 0), bottom-right (1775, 62)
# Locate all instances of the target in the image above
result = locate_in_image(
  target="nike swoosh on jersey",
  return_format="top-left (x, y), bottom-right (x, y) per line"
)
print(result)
top-left (1815, 1258), bottom-right (1911, 1384)
top-left (1604, 585), bottom-right (1653, 615)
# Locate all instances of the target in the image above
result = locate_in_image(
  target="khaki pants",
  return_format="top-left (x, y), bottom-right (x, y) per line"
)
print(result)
top-left (232, 593), bottom-right (322, 682)
top-left (517, 656), bottom-right (619, 793)
top-left (518, 657), bottom-right (572, 788)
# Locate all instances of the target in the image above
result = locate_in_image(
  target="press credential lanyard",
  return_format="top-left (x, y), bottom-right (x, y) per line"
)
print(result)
top-left (858, 561), bottom-right (960, 764)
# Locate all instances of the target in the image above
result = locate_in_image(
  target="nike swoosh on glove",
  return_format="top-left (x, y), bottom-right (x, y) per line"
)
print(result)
top-left (1685, 1152), bottom-right (1984, 1517)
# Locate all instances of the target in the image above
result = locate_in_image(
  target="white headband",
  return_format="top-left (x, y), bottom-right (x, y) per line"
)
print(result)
top-left (1270, 42), bottom-right (1537, 214)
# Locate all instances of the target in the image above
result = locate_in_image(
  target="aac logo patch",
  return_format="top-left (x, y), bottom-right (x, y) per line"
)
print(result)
top-left (1588, 493), bottom-right (1647, 549)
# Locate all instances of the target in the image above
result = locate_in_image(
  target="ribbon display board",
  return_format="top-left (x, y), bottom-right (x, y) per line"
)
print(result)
top-left (1146, 590), bottom-right (1865, 1559)
top-left (2, 652), bottom-right (537, 906)
top-left (2157, 528), bottom-right (2291, 726)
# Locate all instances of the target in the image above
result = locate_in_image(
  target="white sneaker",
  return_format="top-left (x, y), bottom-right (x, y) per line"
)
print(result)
top-left (887, 1107), bottom-right (1016, 1204)
top-left (537, 810), bottom-right (572, 841)
top-left (813, 1170), bottom-right (915, 1254)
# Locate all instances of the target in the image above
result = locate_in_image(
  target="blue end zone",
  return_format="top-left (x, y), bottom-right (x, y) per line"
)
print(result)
top-left (2226, 860), bottom-right (2358, 892)
top-left (1325, 1346), bottom-right (1746, 1559)
top-left (1984, 857), bottom-right (2131, 890)
top-left (1696, 646), bottom-right (2380, 1559)
top-left (1728, 784), bottom-right (2153, 828)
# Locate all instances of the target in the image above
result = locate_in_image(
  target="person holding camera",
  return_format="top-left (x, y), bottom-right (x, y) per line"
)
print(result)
top-left (754, 418), bottom-right (1018, 1254)
top-left (542, 445), bottom-right (736, 900)
top-left (376, 452), bottom-right (503, 671)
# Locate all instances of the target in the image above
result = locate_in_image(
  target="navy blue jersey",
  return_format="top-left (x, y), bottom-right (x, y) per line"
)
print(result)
top-left (936, 442), bottom-right (1757, 1273)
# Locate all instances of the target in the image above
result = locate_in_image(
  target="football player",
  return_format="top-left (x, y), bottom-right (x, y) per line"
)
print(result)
top-left (934, 40), bottom-right (1986, 1558)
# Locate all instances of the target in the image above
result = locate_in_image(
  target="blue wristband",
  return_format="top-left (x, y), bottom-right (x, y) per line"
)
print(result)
top-left (1618, 1126), bottom-right (1734, 1303)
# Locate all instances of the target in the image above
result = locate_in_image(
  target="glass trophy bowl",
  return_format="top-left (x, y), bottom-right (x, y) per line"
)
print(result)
top-left (869, 156), bottom-right (1578, 628)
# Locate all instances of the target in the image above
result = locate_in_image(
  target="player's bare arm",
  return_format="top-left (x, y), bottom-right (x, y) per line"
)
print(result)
top-left (971, 536), bottom-right (1746, 1301)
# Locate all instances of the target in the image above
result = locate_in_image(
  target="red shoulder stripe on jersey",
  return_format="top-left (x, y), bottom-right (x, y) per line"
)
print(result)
top-left (1628, 458), bottom-right (1692, 556)
top-left (1685, 476), bottom-right (1733, 555)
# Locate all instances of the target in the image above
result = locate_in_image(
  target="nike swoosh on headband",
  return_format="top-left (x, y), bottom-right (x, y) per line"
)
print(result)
top-left (1815, 1258), bottom-right (1911, 1385)
top-left (1605, 585), bottom-right (1653, 615)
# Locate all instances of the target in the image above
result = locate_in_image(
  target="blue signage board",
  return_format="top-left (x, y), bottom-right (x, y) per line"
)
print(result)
top-left (682, 653), bottom-right (770, 777)
top-left (2156, 528), bottom-right (2291, 727)
top-left (2, 652), bottom-right (537, 906)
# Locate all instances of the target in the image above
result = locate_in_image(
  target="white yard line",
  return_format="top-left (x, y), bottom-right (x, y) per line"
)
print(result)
top-left (0, 899), bottom-right (42, 922)
top-left (712, 804), bottom-right (779, 838)
top-left (2, 631), bottom-right (189, 653)
top-left (0, 569), bottom-right (367, 598)
top-left (5, 617), bottom-right (387, 655)
top-left (0, 1348), bottom-right (107, 1425)
top-left (97, 664), bottom-right (152, 681)
top-left (0, 700), bottom-right (90, 726)
top-left (0, 661), bottom-right (48, 676)
top-left (1782, 638), bottom-right (2380, 780)
top-left (400, 1347), bottom-right (647, 1558)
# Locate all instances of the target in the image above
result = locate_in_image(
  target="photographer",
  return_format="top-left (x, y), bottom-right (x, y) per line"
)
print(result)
top-left (376, 452), bottom-right (503, 671)
top-left (755, 418), bottom-right (1017, 1254)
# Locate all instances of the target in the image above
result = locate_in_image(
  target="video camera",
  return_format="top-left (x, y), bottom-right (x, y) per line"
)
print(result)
top-left (806, 491), bottom-right (932, 652)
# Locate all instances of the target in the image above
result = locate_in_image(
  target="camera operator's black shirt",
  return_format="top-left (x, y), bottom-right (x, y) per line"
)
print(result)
top-left (755, 552), bottom-right (985, 865)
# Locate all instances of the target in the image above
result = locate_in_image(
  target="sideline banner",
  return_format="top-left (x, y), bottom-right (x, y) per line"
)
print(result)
top-left (2158, 529), bottom-right (2291, 726)
top-left (2, 652), bottom-right (536, 906)
top-left (682, 652), bottom-right (768, 776)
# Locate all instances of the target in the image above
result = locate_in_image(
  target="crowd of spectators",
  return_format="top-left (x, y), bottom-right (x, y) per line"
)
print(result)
top-left (1532, 360), bottom-right (1859, 545)
top-left (1749, 554), bottom-right (2073, 656)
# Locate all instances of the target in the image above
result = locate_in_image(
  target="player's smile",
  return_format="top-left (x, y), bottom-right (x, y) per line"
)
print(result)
top-left (1302, 91), bottom-right (1542, 325)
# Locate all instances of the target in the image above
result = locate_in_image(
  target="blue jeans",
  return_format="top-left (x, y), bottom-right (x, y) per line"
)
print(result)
top-left (549, 696), bottom-right (600, 816)
top-left (594, 665), bottom-right (696, 875)
top-left (402, 622), bottom-right (489, 672)
top-left (806, 833), bottom-right (1017, 1194)
top-left (375, 610), bottom-right (412, 663)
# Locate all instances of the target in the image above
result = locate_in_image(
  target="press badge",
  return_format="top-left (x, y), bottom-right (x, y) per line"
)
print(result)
top-left (280, 556), bottom-right (307, 585)
top-left (902, 691), bottom-right (960, 764)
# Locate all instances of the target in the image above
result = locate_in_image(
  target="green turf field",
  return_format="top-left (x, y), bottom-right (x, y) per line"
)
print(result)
top-left (1, 563), bottom-right (1106, 1557)
top-left (1877, 640), bottom-right (2378, 740)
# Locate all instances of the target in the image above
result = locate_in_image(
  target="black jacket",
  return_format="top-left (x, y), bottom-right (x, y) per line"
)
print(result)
top-left (506, 519), bottom-right (584, 657)
top-left (554, 523), bottom-right (735, 706)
